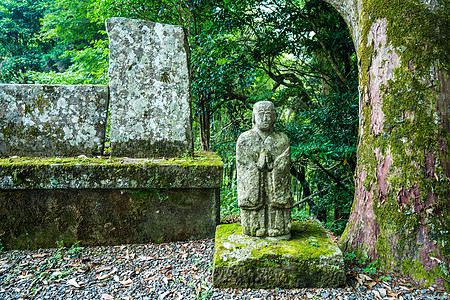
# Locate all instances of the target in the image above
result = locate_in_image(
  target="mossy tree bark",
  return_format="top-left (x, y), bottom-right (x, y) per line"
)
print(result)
top-left (323, 0), bottom-right (449, 288)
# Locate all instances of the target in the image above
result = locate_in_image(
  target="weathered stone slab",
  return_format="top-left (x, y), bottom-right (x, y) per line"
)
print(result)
top-left (0, 84), bottom-right (108, 157)
top-left (212, 221), bottom-right (346, 288)
top-left (0, 188), bottom-right (219, 249)
top-left (106, 17), bottom-right (193, 158)
top-left (0, 152), bottom-right (223, 249)
top-left (0, 152), bottom-right (223, 190)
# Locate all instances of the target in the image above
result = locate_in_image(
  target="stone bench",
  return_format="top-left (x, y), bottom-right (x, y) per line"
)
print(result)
top-left (0, 17), bottom-right (223, 249)
top-left (0, 154), bottom-right (222, 249)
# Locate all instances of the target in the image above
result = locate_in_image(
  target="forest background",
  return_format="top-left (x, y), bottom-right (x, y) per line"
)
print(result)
top-left (0, 0), bottom-right (359, 236)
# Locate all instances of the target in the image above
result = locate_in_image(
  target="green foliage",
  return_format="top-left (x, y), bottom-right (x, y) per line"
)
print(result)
top-left (0, 0), bottom-right (359, 235)
top-left (0, 0), bottom-right (53, 83)
top-left (220, 185), bottom-right (239, 222)
top-left (345, 251), bottom-right (378, 275)
top-left (29, 39), bottom-right (109, 84)
top-left (292, 206), bottom-right (310, 222)
top-left (41, 0), bottom-right (102, 45)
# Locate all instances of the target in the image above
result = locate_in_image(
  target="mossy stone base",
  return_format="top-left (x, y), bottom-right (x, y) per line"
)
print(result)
top-left (0, 152), bottom-right (223, 249)
top-left (0, 188), bottom-right (220, 250)
top-left (212, 221), bottom-right (345, 288)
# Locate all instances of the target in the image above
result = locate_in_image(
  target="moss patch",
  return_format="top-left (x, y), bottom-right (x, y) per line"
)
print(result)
top-left (0, 151), bottom-right (223, 167)
top-left (212, 220), bottom-right (345, 288)
top-left (0, 151), bottom-right (223, 190)
top-left (344, 0), bottom-right (449, 288)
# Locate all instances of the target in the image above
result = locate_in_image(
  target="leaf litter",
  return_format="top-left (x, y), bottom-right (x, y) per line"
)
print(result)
top-left (0, 239), bottom-right (447, 299)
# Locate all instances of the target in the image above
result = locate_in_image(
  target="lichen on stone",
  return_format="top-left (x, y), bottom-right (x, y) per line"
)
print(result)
top-left (0, 84), bottom-right (109, 157)
top-left (212, 220), bottom-right (346, 288)
top-left (106, 17), bottom-right (193, 158)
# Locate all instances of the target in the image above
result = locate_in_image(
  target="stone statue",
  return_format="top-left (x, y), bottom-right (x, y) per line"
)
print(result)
top-left (236, 101), bottom-right (293, 239)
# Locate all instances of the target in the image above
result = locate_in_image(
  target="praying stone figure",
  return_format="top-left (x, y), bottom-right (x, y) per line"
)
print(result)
top-left (237, 101), bottom-right (293, 239)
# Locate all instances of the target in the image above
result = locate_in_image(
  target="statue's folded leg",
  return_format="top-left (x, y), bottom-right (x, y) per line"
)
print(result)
top-left (241, 208), bottom-right (265, 237)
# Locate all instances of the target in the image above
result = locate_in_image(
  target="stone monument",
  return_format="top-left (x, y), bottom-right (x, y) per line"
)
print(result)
top-left (106, 17), bottom-right (193, 158)
top-left (212, 101), bottom-right (346, 288)
top-left (0, 85), bottom-right (108, 157)
top-left (236, 101), bottom-right (292, 239)
top-left (0, 18), bottom-right (223, 249)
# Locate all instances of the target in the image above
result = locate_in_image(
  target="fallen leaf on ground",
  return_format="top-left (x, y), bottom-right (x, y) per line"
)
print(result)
top-left (161, 265), bottom-right (172, 271)
top-left (96, 268), bottom-right (117, 280)
top-left (101, 294), bottom-right (113, 300)
top-left (120, 279), bottom-right (133, 286)
top-left (138, 256), bottom-right (155, 261)
top-left (388, 292), bottom-right (398, 297)
top-left (32, 253), bottom-right (48, 258)
top-left (51, 271), bottom-right (63, 277)
top-left (358, 273), bottom-right (372, 281)
top-left (67, 278), bottom-right (80, 288)
top-left (96, 266), bottom-right (112, 273)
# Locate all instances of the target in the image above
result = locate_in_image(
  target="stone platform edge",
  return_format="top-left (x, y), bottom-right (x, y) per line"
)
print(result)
top-left (0, 152), bottom-right (223, 249)
top-left (0, 151), bottom-right (223, 190)
top-left (212, 220), bottom-right (346, 289)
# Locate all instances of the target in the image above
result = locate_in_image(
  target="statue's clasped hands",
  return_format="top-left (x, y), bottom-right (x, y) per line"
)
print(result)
top-left (256, 149), bottom-right (274, 171)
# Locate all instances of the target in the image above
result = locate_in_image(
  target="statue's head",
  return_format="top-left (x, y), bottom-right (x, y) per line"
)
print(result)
top-left (252, 101), bottom-right (276, 132)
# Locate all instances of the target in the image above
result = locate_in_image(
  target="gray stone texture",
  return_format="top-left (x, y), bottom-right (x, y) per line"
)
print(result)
top-left (0, 188), bottom-right (220, 249)
top-left (236, 101), bottom-right (293, 238)
top-left (0, 153), bottom-right (223, 190)
top-left (0, 84), bottom-right (108, 157)
top-left (212, 222), bottom-right (346, 288)
top-left (0, 152), bottom-right (223, 249)
top-left (106, 17), bottom-right (193, 158)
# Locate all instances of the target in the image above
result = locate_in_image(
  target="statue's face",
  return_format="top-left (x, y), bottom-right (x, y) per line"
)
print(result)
top-left (254, 103), bottom-right (275, 131)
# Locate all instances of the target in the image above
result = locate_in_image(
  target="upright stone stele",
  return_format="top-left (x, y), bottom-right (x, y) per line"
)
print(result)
top-left (236, 101), bottom-right (292, 239)
top-left (106, 17), bottom-right (193, 158)
top-left (212, 101), bottom-right (346, 288)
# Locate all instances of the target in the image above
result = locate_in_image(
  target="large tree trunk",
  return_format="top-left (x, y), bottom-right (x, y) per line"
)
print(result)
top-left (324, 0), bottom-right (450, 289)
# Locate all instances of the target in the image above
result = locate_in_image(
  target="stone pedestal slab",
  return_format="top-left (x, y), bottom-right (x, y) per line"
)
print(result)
top-left (212, 220), bottom-right (346, 288)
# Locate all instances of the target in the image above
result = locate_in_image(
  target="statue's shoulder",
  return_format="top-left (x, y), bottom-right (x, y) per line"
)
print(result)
top-left (272, 131), bottom-right (290, 144)
top-left (237, 129), bottom-right (257, 144)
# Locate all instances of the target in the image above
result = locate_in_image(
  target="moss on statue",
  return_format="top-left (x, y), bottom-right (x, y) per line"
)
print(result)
top-left (346, 0), bottom-right (449, 288)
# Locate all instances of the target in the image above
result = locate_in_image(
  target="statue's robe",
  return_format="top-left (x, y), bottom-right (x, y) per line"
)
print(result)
top-left (236, 128), bottom-right (293, 237)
